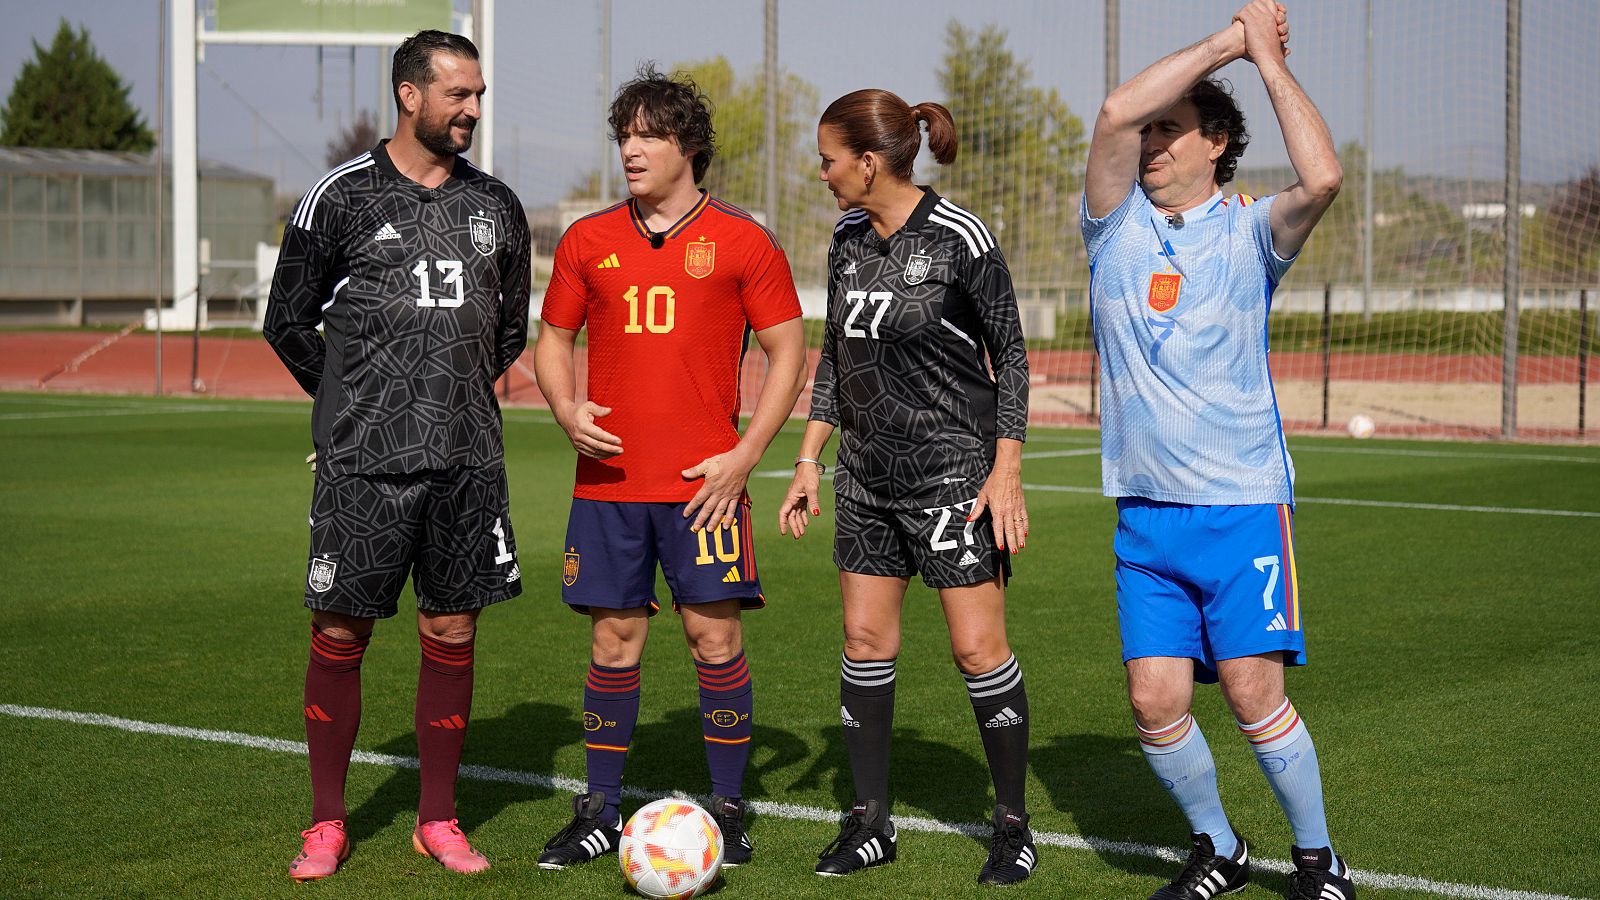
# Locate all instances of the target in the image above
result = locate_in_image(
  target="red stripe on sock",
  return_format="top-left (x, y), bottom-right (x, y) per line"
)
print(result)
top-left (419, 636), bottom-right (473, 669)
top-left (305, 705), bottom-right (333, 722)
top-left (587, 665), bottom-right (640, 692)
top-left (310, 628), bottom-right (368, 663)
top-left (696, 657), bottom-right (750, 692)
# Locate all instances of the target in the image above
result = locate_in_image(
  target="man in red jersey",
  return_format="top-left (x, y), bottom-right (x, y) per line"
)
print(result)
top-left (533, 63), bottom-right (806, 870)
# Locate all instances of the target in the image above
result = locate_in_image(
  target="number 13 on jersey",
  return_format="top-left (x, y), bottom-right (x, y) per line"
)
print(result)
top-left (413, 258), bottom-right (465, 308)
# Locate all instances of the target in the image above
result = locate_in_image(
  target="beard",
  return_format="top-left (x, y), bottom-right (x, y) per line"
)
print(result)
top-left (416, 108), bottom-right (475, 157)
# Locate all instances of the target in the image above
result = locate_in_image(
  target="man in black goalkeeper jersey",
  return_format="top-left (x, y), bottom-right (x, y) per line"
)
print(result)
top-left (777, 89), bottom-right (1036, 887)
top-left (264, 29), bottom-right (529, 881)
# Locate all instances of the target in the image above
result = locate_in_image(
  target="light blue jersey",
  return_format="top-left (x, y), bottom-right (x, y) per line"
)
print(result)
top-left (1082, 184), bottom-right (1295, 505)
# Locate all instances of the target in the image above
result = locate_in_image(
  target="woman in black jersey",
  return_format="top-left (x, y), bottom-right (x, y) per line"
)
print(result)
top-left (777, 88), bottom-right (1036, 886)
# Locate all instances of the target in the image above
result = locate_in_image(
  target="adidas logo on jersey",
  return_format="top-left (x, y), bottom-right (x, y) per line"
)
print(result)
top-left (842, 260), bottom-right (857, 275)
top-left (596, 253), bottom-right (620, 269)
top-left (958, 549), bottom-right (981, 567)
top-left (372, 222), bottom-right (402, 242)
top-left (505, 563), bottom-right (521, 583)
top-left (721, 566), bottom-right (741, 584)
top-left (984, 706), bottom-right (1024, 728)
top-left (1266, 612), bottom-right (1288, 632)
top-left (840, 705), bottom-right (861, 727)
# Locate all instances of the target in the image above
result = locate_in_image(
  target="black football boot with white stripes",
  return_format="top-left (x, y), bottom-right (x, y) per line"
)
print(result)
top-left (537, 791), bottom-right (621, 869)
top-left (977, 804), bottom-right (1038, 885)
top-left (711, 795), bottom-right (753, 866)
top-left (1149, 832), bottom-right (1251, 899)
top-left (1287, 845), bottom-right (1356, 900)
top-left (815, 800), bottom-right (897, 876)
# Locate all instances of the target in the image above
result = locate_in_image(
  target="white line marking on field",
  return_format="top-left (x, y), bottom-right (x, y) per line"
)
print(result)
top-left (1020, 448), bottom-right (1103, 460)
top-left (1296, 496), bottom-right (1600, 518)
top-left (0, 403), bottom-right (304, 421)
top-left (1291, 445), bottom-right (1600, 465)
top-left (1018, 484), bottom-right (1600, 518)
top-left (0, 703), bottom-right (1586, 900)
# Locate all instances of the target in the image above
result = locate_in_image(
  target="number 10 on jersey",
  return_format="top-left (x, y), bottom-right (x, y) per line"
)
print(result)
top-left (623, 285), bottom-right (676, 334)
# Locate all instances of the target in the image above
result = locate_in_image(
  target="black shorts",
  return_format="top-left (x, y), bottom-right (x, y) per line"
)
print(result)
top-left (833, 492), bottom-right (1011, 589)
top-left (302, 466), bottom-right (522, 618)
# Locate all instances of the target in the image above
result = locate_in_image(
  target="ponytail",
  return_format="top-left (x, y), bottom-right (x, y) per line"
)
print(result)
top-left (821, 89), bottom-right (960, 180)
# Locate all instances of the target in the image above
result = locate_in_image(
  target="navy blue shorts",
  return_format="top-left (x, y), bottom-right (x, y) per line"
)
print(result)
top-left (1115, 498), bottom-right (1306, 684)
top-left (560, 497), bottom-right (764, 615)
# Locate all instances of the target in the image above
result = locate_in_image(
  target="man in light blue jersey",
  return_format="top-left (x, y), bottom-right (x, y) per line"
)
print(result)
top-left (1081, 3), bottom-right (1353, 899)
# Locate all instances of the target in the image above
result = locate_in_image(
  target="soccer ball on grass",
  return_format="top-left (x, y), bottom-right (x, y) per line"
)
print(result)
top-left (619, 798), bottom-right (723, 899)
top-left (1346, 413), bottom-right (1376, 439)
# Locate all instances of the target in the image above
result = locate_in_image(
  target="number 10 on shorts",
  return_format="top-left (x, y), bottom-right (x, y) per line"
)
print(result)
top-left (694, 523), bottom-right (741, 565)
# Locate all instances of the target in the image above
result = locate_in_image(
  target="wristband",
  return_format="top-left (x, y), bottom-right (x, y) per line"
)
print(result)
top-left (795, 456), bottom-right (827, 475)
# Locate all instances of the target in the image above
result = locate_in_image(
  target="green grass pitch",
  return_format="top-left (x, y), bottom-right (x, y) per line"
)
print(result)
top-left (2, 392), bottom-right (1597, 899)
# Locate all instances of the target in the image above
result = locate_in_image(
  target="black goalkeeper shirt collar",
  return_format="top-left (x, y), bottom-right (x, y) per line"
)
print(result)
top-left (903, 185), bottom-right (941, 233)
top-left (369, 139), bottom-right (473, 197)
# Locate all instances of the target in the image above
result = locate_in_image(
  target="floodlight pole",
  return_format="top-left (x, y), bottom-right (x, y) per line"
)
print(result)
top-left (598, 0), bottom-right (613, 204)
top-left (1362, 0), bottom-right (1374, 321)
top-left (475, 0), bottom-right (495, 175)
top-left (1503, 0), bottom-right (1521, 438)
top-left (156, 0), bottom-right (201, 335)
top-left (764, 0), bottom-right (778, 238)
top-left (154, 0), bottom-right (165, 394)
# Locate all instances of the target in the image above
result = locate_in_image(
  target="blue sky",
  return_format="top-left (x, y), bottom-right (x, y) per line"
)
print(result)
top-left (3, 1), bottom-right (1595, 206)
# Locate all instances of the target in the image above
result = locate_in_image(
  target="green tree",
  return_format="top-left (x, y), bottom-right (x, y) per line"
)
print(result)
top-left (673, 57), bottom-right (829, 280)
top-left (568, 57), bottom-right (830, 283)
top-left (1, 20), bottom-right (154, 152)
top-left (1527, 166), bottom-right (1600, 281)
top-left (935, 21), bottom-right (1087, 286)
top-left (325, 109), bottom-right (379, 168)
top-left (1253, 142), bottom-right (1473, 288)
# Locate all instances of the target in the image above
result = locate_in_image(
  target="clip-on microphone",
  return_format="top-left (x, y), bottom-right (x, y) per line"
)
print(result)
top-left (648, 231), bottom-right (665, 249)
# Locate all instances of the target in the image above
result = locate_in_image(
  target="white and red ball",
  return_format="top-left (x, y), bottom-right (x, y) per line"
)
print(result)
top-left (619, 798), bottom-right (723, 899)
top-left (1346, 413), bottom-right (1376, 439)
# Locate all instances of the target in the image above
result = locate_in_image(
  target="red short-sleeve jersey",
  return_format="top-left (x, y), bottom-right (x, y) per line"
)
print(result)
top-left (541, 192), bottom-right (802, 502)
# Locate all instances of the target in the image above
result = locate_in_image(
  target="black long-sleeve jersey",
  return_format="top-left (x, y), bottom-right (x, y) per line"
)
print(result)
top-left (810, 187), bottom-right (1028, 510)
top-left (265, 140), bottom-right (531, 476)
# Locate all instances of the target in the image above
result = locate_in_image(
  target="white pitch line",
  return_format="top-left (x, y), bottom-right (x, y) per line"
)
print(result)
top-left (755, 473), bottom-right (1597, 518)
top-left (1295, 496), bottom-right (1600, 518)
top-left (1020, 448), bottom-right (1103, 460)
top-left (0, 703), bottom-right (1588, 900)
top-left (0, 403), bottom-right (305, 421)
top-left (1018, 484), bottom-right (1600, 518)
top-left (1290, 445), bottom-right (1600, 465)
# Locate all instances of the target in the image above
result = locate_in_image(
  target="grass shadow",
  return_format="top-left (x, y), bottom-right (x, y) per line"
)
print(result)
top-left (1033, 731), bottom-right (1186, 882)
top-left (344, 700), bottom-right (575, 845)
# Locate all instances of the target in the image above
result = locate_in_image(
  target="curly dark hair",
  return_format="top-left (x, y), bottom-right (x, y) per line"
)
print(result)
top-left (1186, 78), bottom-right (1249, 186)
top-left (607, 63), bottom-right (716, 184)
top-left (391, 30), bottom-right (478, 113)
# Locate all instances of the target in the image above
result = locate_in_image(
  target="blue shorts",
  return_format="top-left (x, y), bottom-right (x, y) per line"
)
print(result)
top-left (560, 497), bottom-right (764, 615)
top-left (1114, 498), bottom-right (1306, 684)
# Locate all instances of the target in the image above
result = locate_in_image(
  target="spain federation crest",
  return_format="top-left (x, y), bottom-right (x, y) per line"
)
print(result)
top-left (469, 215), bottom-right (496, 257)
top-left (903, 253), bottom-right (933, 285)
top-left (1148, 272), bottom-right (1182, 312)
top-left (308, 557), bottom-right (337, 593)
top-left (684, 240), bottom-right (715, 279)
top-left (563, 548), bottom-right (581, 586)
